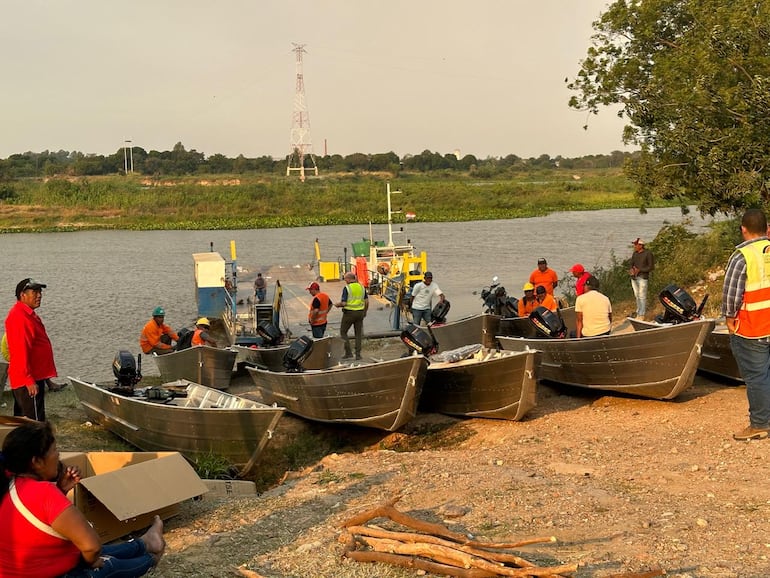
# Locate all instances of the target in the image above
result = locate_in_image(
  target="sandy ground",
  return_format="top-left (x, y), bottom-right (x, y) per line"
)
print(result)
top-left (133, 362), bottom-right (768, 578)
top-left (21, 290), bottom-right (767, 578)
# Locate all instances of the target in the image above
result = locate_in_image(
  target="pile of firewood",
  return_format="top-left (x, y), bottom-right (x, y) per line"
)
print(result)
top-left (339, 496), bottom-right (578, 577)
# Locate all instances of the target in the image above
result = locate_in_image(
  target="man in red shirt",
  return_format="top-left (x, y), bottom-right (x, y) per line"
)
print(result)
top-left (570, 263), bottom-right (592, 296)
top-left (4, 278), bottom-right (57, 421)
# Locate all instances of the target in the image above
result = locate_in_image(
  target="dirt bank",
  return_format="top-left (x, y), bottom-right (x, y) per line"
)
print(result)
top-left (137, 371), bottom-right (763, 578)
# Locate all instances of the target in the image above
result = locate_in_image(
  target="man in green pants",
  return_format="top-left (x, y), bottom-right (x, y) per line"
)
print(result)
top-left (335, 272), bottom-right (368, 360)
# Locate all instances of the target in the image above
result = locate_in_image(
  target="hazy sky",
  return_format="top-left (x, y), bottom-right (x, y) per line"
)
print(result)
top-left (0, 1), bottom-right (624, 160)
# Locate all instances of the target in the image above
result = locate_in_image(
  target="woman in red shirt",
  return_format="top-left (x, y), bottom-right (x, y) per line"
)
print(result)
top-left (0, 422), bottom-right (166, 577)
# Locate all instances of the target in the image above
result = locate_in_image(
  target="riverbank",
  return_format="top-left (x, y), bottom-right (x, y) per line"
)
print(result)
top-left (0, 169), bottom-right (671, 233)
top-left (40, 361), bottom-right (761, 578)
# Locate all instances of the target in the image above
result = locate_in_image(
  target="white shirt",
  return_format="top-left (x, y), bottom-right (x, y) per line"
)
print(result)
top-left (411, 281), bottom-right (443, 310)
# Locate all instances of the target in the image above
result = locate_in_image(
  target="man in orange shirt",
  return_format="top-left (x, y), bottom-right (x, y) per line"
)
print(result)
top-left (535, 285), bottom-right (558, 312)
top-left (518, 283), bottom-right (538, 317)
top-left (139, 306), bottom-right (179, 355)
top-left (529, 258), bottom-right (558, 296)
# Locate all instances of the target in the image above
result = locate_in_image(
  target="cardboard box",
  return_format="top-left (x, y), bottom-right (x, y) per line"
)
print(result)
top-left (61, 451), bottom-right (207, 543)
top-left (201, 479), bottom-right (257, 500)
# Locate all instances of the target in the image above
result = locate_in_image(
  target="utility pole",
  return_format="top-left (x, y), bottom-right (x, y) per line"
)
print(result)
top-left (286, 43), bottom-right (318, 182)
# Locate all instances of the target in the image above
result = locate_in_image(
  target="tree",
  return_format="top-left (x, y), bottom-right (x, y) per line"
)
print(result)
top-left (567, 0), bottom-right (770, 215)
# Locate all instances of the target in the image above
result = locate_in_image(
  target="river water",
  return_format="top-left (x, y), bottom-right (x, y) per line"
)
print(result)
top-left (0, 207), bottom-right (721, 381)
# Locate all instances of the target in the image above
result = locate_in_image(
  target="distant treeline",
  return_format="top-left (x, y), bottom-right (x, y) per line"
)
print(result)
top-left (0, 142), bottom-right (635, 179)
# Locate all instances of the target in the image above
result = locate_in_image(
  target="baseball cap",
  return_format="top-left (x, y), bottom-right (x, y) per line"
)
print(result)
top-left (15, 278), bottom-right (47, 299)
top-left (424, 272), bottom-right (433, 278)
top-left (569, 263), bottom-right (585, 274)
top-left (632, 238), bottom-right (645, 245)
top-left (535, 285), bottom-right (546, 294)
top-left (306, 282), bottom-right (320, 291)
top-left (537, 258), bottom-right (547, 265)
top-left (584, 275), bottom-right (600, 289)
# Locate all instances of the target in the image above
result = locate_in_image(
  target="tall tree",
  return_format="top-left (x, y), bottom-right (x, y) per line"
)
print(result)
top-left (568, 0), bottom-right (770, 215)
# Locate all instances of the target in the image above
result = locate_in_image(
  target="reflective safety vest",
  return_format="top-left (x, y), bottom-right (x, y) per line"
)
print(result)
top-left (192, 328), bottom-right (206, 346)
top-left (344, 282), bottom-right (366, 311)
top-left (309, 292), bottom-right (331, 326)
top-left (736, 239), bottom-right (770, 338)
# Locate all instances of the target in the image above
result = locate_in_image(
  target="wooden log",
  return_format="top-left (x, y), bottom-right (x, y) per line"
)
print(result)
top-left (342, 500), bottom-right (555, 549)
top-left (346, 525), bottom-right (537, 568)
top-left (345, 549), bottom-right (499, 578)
top-left (359, 536), bottom-right (579, 577)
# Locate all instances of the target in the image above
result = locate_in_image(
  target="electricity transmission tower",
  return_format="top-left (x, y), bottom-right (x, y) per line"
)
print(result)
top-left (286, 43), bottom-right (319, 181)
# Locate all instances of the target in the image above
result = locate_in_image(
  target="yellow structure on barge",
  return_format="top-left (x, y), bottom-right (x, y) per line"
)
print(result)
top-left (315, 183), bottom-right (428, 329)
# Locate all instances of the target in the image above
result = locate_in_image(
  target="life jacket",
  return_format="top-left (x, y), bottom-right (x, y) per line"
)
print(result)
top-left (192, 328), bottom-right (205, 346)
top-left (344, 282), bottom-right (366, 311)
top-left (309, 292), bottom-right (331, 326)
top-left (736, 239), bottom-right (770, 338)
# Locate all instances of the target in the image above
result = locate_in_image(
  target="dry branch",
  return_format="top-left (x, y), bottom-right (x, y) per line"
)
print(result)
top-left (345, 549), bottom-right (499, 578)
top-left (340, 497), bottom-right (578, 577)
top-left (346, 525), bottom-right (537, 568)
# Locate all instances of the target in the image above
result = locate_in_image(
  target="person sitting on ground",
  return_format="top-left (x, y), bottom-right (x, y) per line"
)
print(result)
top-left (575, 275), bottom-right (612, 338)
top-left (0, 421), bottom-right (166, 577)
top-left (569, 263), bottom-right (592, 297)
top-left (139, 307), bottom-right (178, 355)
top-left (529, 258), bottom-right (559, 296)
top-left (191, 318), bottom-right (218, 347)
top-left (518, 283), bottom-right (538, 317)
top-left (535, 285), bottom-right (558, 312)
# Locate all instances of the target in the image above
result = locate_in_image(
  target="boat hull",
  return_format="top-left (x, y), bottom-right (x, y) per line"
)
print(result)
top-left (431, 309), bottom-right (577, 350)
top-left (628, 318), bottom-right (742, 382)
top-left (153, 346), bottom-right (237, 390)
top-left (421, 349), bottom-right (540, 420)
top-left (233, 336), bottom-right (341, 372)
top-left (69, 378), bottom-right (284, 475)
top-left (246, 356), bottom-right (428, 431)
top-left (497, 319), bottom-right (715, 399)
top-left (430, 315), bottom-right (500, 350)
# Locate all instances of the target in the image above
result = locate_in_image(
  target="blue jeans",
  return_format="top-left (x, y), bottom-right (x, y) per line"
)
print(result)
top-left (310, 324), bottom-right (326, 338)
top-left (411, 308), bottom-right (431, 326)
top-left (631, 277), bottom-right (648, 317)
top-left (730, 334), bottom-right (770, 428)
top-left (61, 539), bottom-right (155, 577)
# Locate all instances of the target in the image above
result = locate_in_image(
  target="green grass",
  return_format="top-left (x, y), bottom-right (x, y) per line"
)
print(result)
top-left (0, 169), bottom-right (676, 233)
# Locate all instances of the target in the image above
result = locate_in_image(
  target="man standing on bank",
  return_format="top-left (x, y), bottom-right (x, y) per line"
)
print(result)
top-left (723, 209), bottom-right (770, 441)
top-left (529, 258), bottom-right (558, 296)
top-left (629, 238), bottom-right (655, 318)
top-left (4, 278), bottom-right (58, 421)
top-left (306, 282), bottom-right (333, 338)
top-left (409, 272), bottom-right (445, 326)
top-left (335, 272), bottom-right (368, 360)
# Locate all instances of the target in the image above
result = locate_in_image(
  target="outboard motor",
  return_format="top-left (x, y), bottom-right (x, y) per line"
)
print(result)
top-left (431, 300), bottom-right (451, 325)
top-left (111, 350), bottom-right (142, 394)
top-left (501, 297), bottom-right (519, 318)
top-left (282, 335), bottom-right (314, 372)
top-left (529, 306), bottom-right (567, 339)
top-left (480, 276), bottom-right (508, 315)
top-left (257, 320), bottom-right (283, 346)
top-left (656, 284), bottom-right (708, 324)
top-left (400, 323), bottom-right (437, 355)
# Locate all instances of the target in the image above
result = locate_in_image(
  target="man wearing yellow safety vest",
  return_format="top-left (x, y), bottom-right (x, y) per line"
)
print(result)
top-left (335, 272), bottom-right (368, 360)
top-left (723, 209), bottom-right (770, 441)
